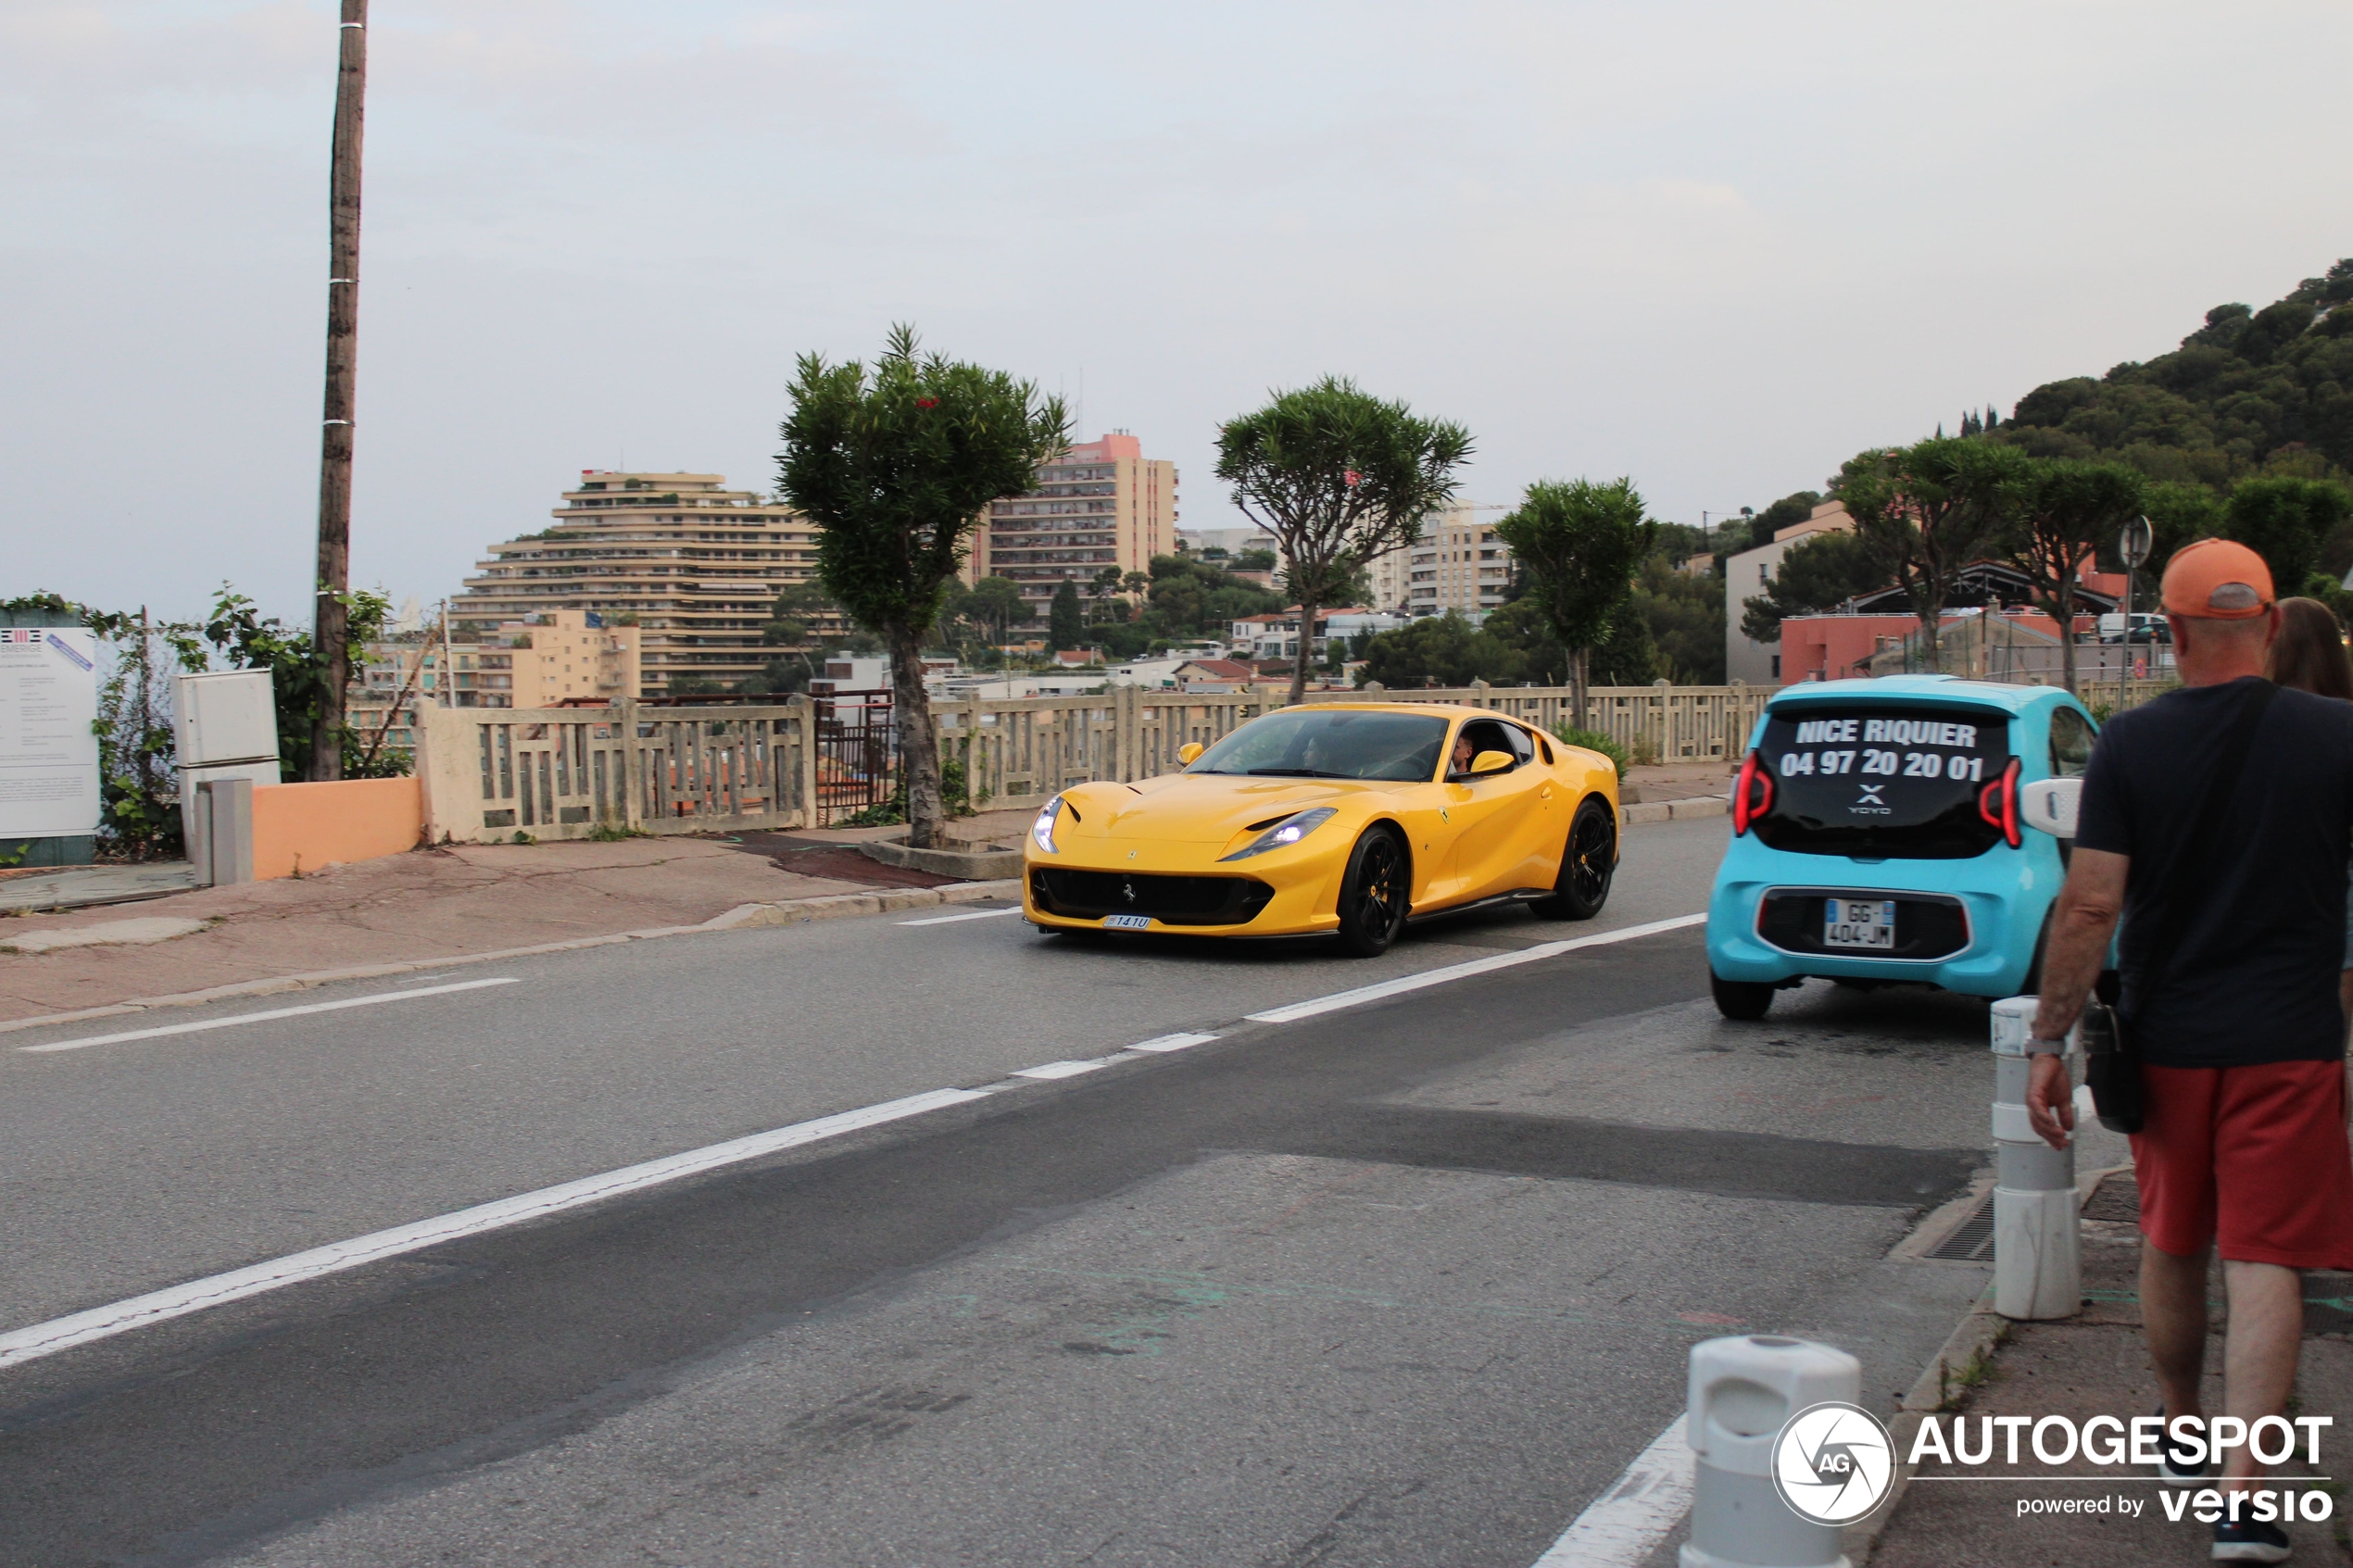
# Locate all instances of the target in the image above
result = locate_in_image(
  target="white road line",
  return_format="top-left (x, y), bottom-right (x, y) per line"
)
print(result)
top-left (1012, 1059), bottom-right (1110, 1079)
top-left (1244, 913), bottom-right (1706, 1024)
top-left (0, 1086), bottom-right (986, 1372)
top-left (1126, 1032), bottom-right (1220, 1053)
top-left (17, 979), bottom-right (523, 1055)
top-left (898, 906), bottom-right (1024, 927)
top-left (1529, 1412), bottom-right (1695, 1567)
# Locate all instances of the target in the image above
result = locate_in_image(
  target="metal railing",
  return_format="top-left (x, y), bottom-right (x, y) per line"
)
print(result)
top-left (413, 681), bottom-right (1778, 843)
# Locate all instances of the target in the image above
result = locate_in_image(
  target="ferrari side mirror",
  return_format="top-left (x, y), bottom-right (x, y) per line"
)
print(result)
top-left (1177, 741), bottom-right (1205, 765)
top-left (2020, 777), bottom-right (2080, 839)
top-left (1469, 749), bottom-right (1515, 777)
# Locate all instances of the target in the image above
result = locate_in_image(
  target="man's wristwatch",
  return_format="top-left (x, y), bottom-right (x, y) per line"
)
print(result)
top-left (2025, 1036), bottom-right (2069, 1057)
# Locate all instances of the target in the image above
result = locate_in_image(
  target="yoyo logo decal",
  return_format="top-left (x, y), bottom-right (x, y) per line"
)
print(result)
top-left (1771, 1400), bottom-right (1895, 1524)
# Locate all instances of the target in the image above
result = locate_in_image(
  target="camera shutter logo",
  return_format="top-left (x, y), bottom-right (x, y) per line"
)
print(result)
top-left (1771, 1400), bottom-right (1894, 1524)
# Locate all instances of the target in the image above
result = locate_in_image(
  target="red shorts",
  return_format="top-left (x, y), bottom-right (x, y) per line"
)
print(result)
top-left (2132, 1060), bottom-right (2353, 1270)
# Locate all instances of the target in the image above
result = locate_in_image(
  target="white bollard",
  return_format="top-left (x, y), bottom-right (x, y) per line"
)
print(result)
top-left (1681, 1335), bottom-right (1861, 1568)
top-left (1988, 997), bottom-right (2080, 1320)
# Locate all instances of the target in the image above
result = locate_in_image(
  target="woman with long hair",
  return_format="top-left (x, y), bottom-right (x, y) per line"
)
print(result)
top-left (2266, 596), bottom-right (2353, 1047)
top-left (2268, 596), bottom-right (2353, 700)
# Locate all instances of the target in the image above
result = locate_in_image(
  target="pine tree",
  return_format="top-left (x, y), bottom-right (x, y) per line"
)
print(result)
top-left (1049, 580), bottom-right (1084, 651)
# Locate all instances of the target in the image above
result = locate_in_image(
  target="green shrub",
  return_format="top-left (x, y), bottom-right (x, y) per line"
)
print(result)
top-left (1552, 724), bottom-right (1629, 774)
top-left (838, 754), bottom-right (981, 828)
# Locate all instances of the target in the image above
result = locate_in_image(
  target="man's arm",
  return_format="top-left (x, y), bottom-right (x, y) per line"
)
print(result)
top-left (2025, 847), bottom-right (2130, 1148)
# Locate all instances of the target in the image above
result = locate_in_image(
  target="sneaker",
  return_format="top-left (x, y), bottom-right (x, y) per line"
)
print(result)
top-left (2212, 1516), bottom-right (2292, 1562)
top-left (2158, 1405), bottom-right (2210, 1484)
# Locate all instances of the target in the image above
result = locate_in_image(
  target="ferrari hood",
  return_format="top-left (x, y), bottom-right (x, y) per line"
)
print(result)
top-left (1054, 774), bottom-right (1375, 845)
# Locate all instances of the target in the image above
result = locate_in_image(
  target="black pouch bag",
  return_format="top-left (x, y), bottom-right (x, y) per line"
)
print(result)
top-left (2080, 680), bottom-right (2276, 1135)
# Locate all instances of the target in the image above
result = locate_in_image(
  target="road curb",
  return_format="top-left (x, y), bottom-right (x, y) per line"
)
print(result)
top-left (1622, 795), bottom-right (1729, 825)
top-left (1843, 1289), bottom-right (2008, 1563)
top-left (0, 879), bottom-right (1024, 1037)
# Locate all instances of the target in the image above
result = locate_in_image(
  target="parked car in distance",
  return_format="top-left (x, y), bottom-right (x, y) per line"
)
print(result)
top-left (2095, 611), bottom-right (2172, 645)
top-left (1705, 674), bottom-right (2099, 1019)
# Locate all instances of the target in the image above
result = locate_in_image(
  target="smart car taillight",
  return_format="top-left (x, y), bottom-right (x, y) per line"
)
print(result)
top-left (1977, 758), bottom-right (2021, 848)
top-left (1732, 749), bottom-right (1774, 835)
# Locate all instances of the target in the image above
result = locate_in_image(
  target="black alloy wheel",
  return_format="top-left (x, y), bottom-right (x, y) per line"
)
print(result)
top-left (1711, 971), bottom-right (1776, 1021)
top-left (1335, 826), bottom-right (1411, 957)
top-left (1532, 797), bottom-right (1617, 920)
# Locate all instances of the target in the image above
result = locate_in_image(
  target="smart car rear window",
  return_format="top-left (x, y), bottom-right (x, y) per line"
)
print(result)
top-left (1753, 704), bottom-right (2013, 859)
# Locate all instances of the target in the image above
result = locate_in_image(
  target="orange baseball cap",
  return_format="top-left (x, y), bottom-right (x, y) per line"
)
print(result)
top-left (2160, 538), bottom-right (2274, 620)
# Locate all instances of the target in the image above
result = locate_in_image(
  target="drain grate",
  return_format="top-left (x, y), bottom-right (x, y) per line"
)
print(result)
top-left (1928, 1192), bottom-right (1996, 1261)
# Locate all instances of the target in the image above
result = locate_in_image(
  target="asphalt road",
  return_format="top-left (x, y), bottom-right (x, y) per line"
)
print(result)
top-left (0, 818), bottom-right (2012, 1567)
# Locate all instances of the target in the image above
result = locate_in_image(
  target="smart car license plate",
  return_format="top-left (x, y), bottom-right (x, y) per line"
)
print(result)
top-left (1102, 914), bottom-right (1151, 931)
top-left (1823, 897), bottom-right (1895, 950)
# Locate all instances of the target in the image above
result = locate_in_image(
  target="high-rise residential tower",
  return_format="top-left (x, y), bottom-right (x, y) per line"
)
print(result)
top-left (963, 433), bottom-right (1177, 613)
top-left (452, 471), bottom-right (844, 693)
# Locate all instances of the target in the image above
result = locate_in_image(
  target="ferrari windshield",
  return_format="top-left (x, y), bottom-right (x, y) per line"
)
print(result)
top-left (1188, 709), bottom-right (1448, 783)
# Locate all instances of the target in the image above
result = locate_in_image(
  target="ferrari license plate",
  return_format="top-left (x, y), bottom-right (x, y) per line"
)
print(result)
top-left (1824, 897), bottom-right (1895, 950)
top-left (1102, 914), bottom-right (1152, 931)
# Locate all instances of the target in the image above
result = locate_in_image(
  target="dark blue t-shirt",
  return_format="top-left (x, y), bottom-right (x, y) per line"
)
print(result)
top-left (2076, 677), bottom-right (2353, 1068)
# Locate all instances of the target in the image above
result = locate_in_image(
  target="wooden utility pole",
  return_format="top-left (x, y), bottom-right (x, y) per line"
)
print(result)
top-left (309, 0), bottom-right (369, 780)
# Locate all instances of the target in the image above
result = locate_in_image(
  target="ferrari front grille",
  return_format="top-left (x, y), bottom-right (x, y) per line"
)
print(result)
top-left (1030, 869), bottom-right (1277, 926)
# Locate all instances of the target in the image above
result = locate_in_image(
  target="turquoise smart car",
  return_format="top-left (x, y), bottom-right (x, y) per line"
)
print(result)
top-left (1706, 675), bottom-right (2098, 1019)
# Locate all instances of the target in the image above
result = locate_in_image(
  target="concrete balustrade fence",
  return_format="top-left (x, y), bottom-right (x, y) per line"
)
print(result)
top-left (411, 681), bottom-right (1776, 844)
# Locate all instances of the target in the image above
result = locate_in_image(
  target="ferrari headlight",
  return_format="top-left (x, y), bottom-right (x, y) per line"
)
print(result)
top-left (1219, 807), bottom-right (1338, 861)
top-left (1032, 794), bottom-right (1063, 854)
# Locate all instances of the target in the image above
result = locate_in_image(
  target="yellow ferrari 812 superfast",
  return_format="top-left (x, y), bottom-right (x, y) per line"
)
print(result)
top-left (1023, 703), bottom-right (1620, 956)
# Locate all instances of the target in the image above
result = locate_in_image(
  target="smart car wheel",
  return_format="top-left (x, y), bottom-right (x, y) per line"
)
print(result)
top-left (1532, 797), bottom-right (1616, 920)
top-left (1335, 827), bottom-right (1410, 958)
top-left (1711, 972), bottom-right (1775, 1021)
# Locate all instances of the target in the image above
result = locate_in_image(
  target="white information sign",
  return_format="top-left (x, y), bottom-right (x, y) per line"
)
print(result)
top-left (0, 627), bottom-right (102, 839)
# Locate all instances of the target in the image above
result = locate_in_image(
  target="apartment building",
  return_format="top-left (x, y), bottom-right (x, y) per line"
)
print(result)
top-left (346, 610), bottom-right (643, 752)
top-left (1402, 503), bottom-right (1513, 622)
top-left (452, 471), bottom-right (840, 692)
top-left (963, 433), bottom-right (1177, 613)
top-left (1723, 499), bottom-right (1856, 684)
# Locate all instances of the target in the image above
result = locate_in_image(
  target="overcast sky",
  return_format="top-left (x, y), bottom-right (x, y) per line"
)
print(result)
top-left (6, 0), bottom-right (2349, 625)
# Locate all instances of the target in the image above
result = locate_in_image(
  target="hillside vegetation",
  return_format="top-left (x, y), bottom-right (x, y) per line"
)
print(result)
top-left (1995, 259), bottom-right (2353, 485)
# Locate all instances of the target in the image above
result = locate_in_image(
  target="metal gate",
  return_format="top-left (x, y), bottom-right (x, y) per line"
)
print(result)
top-left (814, 688), bottom-right (895, 824)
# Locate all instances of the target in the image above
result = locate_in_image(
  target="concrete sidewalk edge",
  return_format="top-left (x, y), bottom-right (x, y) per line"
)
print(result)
top-left (1842, 1290), bottom-right (2008, 1563)
top-left (1623, 795), bottom-right (1728, 825)
top-left (0, 878), bottom-right (1024, 1037)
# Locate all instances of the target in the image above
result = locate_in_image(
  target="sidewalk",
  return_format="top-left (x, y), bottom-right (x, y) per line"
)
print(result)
top-left (1870, 1171), bottom-right (2353, 1565)
top-left (0, 836), bottom-right (974, 1027)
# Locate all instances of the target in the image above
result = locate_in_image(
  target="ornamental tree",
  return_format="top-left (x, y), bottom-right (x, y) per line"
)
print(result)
top-left (778, 327), bottom-right (1067, 848)
top-left (1996, 458), bottom-right (2145, 695)
top-left (1214, 379), bottom-right (1472, 706)
top-left (1838, 436), bottom-right (2024, 667)
top-left (1494, 478), bottom-right (1656, 720)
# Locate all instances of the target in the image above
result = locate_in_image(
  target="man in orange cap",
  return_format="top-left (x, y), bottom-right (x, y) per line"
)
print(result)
top-left (2027, 537), bottom-right (2353, 1562)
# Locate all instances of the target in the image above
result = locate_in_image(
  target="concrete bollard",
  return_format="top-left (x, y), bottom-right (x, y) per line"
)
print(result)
top-left (1681, 1335), bottom-right (1860, 1568)
top-left (1988, 996), bottom-right (2079, 1320)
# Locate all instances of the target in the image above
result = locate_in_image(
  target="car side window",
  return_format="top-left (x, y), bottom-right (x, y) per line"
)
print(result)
top-left (1504, 724), bottom-right (1535, 764)
top-left (1537, 734), bottom-right (1554, 764)
top-left (1456, 720), bottom-right (1518, 774)
top-left (2048, 707), bottom-right (2095, 777)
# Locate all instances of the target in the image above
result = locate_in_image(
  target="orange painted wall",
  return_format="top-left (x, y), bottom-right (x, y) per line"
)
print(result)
top-left (251, 777), bottom-right (423, 880)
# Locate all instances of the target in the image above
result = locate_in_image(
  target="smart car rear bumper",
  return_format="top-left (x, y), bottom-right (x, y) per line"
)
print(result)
top-left (1705, 860), bottom-right (2049, 998)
